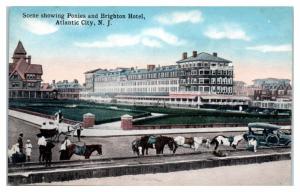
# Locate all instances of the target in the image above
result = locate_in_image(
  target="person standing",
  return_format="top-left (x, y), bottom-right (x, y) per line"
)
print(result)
top-left (44, 141), bottom-right (55, 167)
top-left (17, 133), bottom-right (24, 153)
top-left (25, 139), bottom-right (32, 162)
top-left (59, 136), bottom-right (72, 160)
top-left (37, 134), bottom-right (47, 162)
top-left (58, 110), bottom-right (63, 123)
top-left (76, 125), bottom-right (83, 142)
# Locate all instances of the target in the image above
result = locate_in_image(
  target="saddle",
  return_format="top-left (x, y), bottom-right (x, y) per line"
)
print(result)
top-left (184, 137), bottom-right (194, 146)
top-left (147, 136), bottom-right (157, 145)
top-left (74, 145), bottom-right (86, 156)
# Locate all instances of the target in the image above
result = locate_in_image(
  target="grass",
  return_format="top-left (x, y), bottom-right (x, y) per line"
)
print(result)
top-left (9, 99), bottom-right (291, 126)
top-left (133, 114), bottom-right (291, 125)
top-left (9, 99), bottom-right (150, 124)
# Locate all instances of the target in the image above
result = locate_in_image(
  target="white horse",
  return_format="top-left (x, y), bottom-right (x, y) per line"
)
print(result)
top-left (211, 134), bottom-right (244, 151)
top-left (173, 136), bottom-right (211, 153)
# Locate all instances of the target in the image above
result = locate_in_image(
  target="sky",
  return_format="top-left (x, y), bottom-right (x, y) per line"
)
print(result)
top-left (8, 7), bottom-right (293, 85)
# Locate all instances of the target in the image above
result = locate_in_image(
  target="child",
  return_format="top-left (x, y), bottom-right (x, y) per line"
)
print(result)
top-left (25, 139), bottom-right (32, 162)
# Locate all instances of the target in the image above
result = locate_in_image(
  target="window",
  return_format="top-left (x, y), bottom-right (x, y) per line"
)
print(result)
top-left (211, 86), bottom-right (216, 92)
top-left (211, 70), bottom-right (216, 75)
top-left (12, 82), bottom-right (20, 87)
top-left (211, 78), bottom-right (216, 84)
top-left (192, 78), bottom-right (198, 84)
top-left (204, 78), bottom-right (210, 84)
top-left (204, 87), bottom-right (210, 92)
top-left (191, 70), bottom-right (198, 75)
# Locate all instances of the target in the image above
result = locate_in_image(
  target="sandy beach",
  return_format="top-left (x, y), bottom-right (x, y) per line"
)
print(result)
top-left (43, 160), bottom-right (291, 186)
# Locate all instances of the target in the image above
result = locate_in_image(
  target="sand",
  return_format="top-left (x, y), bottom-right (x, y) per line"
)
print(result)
top-left (43, 160), bottom-right (292, 186)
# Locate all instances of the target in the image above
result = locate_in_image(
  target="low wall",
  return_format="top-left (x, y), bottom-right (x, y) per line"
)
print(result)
top-left (8, 152), bottom-right (290, 185)
top-left (9, 108), bottom-right (81, 125)
top-left (132, 122), bottom-right (291, 130)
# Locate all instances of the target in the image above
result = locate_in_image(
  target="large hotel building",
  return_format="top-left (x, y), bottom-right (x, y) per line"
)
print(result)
top-left (81, 51), bottom-right (249, 108)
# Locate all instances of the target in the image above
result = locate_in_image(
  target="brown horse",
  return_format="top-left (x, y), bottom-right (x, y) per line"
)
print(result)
top-left (140, 135), bottom-right (176, 155)
top-left (66, 144), bottom-right (102, 159)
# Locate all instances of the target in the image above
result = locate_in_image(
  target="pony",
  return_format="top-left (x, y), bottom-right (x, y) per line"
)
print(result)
top-left (53, 111), bottom-right (80, 142)
top-left (155, 136), bottom-right (176, 154)
top-left (66, 144), bottom-right (102, 159)
top-left (243, 134), bottom-right (258, 152)
top-left (173, 136), bottom-right (211, 153)
top-left (132, 138), bottom-right (143, 157)
top-left (210, 134), bottom-right (244, 151)
top-left (54, 123), bottom-right (80, 142)
top-left (248, 138), bottom-right (258, 152)
top-left (139, 135), bottom-right (176, 155)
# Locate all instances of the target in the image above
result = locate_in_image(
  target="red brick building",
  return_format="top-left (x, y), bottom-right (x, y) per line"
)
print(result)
top-left (9, 41), bottom-right (55, 99)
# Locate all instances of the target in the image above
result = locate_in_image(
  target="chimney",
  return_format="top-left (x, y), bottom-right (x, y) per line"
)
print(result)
top-left (192, 51), bottom-right (197, 57)
top-left (182, 52), bottom-right (187, 59)
top-left (27, 55), bottom-right (31, 64)
top-left (147, 64), bottom-right (155, 71)
top-left (213, 52), bottom-right (218, 57)
top-left (52, 80), bottom-right (56, 85)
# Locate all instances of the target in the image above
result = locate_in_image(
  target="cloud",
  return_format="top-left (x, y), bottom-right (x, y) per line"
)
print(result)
top-left (141, 38), bottom-right (162, 48)
top-left (155, 10), bottom-right (203, 25)
top-left (142, 28), bottom-right (185, 46)
top-left (23, 19), bottom-right (58, 35)
top-left (246, 44), bottom-right (292, 53)
top-left (75, 28), bottom-right (184, 48)
top-left (204, 24), bottom-right (250, 41)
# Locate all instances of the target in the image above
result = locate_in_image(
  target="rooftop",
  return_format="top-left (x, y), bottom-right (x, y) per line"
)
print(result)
top-left (176, 52), bottom-right (231, 63)
top-left (13, 41), bottom-right (27, 55)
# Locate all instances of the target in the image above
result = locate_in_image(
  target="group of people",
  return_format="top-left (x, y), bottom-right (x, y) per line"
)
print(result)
top-left (37, 134), bottom-right (76, 166)
top-left (9, 131), bottom-right (80, 166)
top-left (9, 110), bottom-right (85, 166)
top-left (17, 133), bottom-right (32, 161)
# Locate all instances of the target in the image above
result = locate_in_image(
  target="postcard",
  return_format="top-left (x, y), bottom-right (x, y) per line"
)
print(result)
top-left (7, 6), bottom-right (292, 185)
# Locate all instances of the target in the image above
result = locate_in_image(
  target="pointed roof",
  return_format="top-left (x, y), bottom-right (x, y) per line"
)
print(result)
top-left (13, 41), bottom-right (27, 55)
top-left (176, 52), bottom-right (231, 63)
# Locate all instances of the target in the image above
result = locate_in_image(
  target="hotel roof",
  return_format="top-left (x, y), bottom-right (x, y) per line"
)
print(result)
top-left (176, 52), bottom-right (231, 63)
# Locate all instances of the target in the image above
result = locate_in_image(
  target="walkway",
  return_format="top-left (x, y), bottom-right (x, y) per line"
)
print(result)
top-left (8, 109), bottom-right (291, 137)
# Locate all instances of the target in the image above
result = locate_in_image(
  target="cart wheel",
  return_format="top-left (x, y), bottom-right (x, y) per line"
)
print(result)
top-left (286, 141), bottom-right (291, 147)
top-left (266, 134), bottom-right (279, 146)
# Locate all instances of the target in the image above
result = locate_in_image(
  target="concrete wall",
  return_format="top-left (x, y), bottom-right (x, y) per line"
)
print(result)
top-left (8, 152), bottom-right (290, 185)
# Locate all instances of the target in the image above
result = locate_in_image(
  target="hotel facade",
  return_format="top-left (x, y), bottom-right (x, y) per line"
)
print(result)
top-left (81, 51), bottom-right (249, 109)
top-left (83, 51), bottom-right (233, 96)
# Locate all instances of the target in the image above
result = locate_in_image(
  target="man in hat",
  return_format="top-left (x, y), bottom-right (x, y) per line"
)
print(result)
top-left (25, 139), bottom-right (32, 162)
top-left (17, 133), bottom-right (24, 153)
top-left (44, 140), bottom-right (55, 167)
top-left (37, 133), bottom-right (47, 162)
